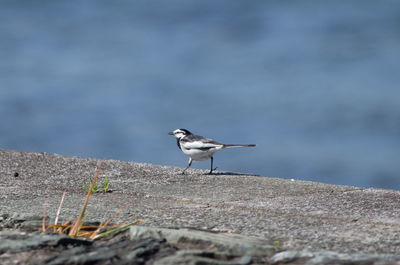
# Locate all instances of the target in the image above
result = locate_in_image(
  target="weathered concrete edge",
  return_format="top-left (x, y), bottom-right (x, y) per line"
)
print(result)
top-left (1, 149), bottom-right (400, 264)
top-left (129, 226), bottom-right (400, 263)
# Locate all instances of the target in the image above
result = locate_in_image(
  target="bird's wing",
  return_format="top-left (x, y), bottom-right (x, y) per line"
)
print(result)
top-left (181, 135), bottom-right (224, 150)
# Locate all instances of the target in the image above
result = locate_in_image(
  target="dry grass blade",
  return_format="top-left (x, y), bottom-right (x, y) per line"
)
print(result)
top-left (54, 190), bottom-right (67, 232)
top-left (61, 220), bottom-right (73, 233)
top-left (42, 206), bottom-right (47, 232)
top-left (103, 200), bottom-right (130, 227)
top-left (69, 160), bottom-right (104, 238)
top-left (115, 214), bottom-right (139, 227)
top-left (93, 219), bottom-right (143, 240)
top-left (47, 223), bottom-right (73, 233)
top-left (89, 200), bottom-right (131, 239)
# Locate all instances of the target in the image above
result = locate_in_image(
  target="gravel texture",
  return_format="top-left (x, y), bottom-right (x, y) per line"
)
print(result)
top-left (1, 149), bottom-right (400, 264)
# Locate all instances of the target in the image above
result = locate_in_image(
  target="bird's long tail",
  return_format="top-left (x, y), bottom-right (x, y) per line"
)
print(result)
top-left (223, 144), bottom-right (256, 148)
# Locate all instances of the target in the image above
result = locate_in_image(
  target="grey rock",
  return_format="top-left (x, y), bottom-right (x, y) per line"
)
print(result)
top-left (0, 230), bottom-right (91, 254)
top-left (270, 250), bottom-right (400, 265)
top-left (1, 149), bottom-right (400, 264)
top-left (154, 250), bottom-right (252, 265)
top-left (41, 246), bottom-right (91, 265)
top-left (130, 226), bottom-right (277, 257)
top-left (40, 236), bottom-right (165, 265)
top-left (1, 149), bottom-right (400, 254)
top-left (124, 239), bottom-right (161, 260)
top-left (1, 213), bottom-right (50, 231)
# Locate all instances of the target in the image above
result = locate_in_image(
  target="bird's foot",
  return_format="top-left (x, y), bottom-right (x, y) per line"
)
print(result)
top-left (207, 167), bottom-right (218, 175)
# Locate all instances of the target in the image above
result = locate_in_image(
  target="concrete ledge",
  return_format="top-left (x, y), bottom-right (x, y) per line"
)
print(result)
top-left (1, 149), bottom-right (400, 259)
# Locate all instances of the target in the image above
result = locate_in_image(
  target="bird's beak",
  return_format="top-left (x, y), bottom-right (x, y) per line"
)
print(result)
top-left (168, 132), bottom-right (174, 135)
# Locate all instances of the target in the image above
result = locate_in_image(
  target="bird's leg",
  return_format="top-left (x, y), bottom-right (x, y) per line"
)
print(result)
top-left (208, 156), bottom-right (218, 174)
top-left (181, 158), bottom-right (192, 174)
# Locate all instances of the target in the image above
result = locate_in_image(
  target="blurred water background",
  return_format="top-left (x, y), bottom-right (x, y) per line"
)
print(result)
top-left (1, 0), bottom-right (399, 189)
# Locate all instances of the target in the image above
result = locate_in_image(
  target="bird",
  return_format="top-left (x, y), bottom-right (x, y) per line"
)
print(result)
top-left (168, 128), bottom-right (256, 174)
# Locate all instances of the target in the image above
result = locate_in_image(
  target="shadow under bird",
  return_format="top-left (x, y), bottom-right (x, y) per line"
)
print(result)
top-left (168, 128), bottom-right (256, 174)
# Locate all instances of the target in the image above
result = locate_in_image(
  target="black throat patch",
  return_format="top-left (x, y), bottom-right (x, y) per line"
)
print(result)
top-left (176, 138), bottom-right (182, 150)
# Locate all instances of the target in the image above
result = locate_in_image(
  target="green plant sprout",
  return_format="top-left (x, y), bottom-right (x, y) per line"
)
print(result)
top-left (82, 177), bottom-right (111, 194)
top-left (103, 176), bottom-right (110, 193)
top-left (273, 241), bottom-right (280, 247)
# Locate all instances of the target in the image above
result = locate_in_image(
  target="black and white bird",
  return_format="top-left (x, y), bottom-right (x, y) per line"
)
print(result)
top-left (168, 128), bottom-right (256, 174)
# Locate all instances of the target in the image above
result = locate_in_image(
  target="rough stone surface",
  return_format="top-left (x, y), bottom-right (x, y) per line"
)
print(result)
top-left (1, 149), bottom-right (400, 264)
top-left (270, 250), bottom-right (400, 265)
top-left (0, 230), bottom-right (92, 264)
top-left (130, 226), bottom-right (277, 257)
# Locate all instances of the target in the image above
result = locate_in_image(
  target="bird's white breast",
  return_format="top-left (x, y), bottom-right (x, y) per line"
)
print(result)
top-left (180, 140), bottom-right (224, 161)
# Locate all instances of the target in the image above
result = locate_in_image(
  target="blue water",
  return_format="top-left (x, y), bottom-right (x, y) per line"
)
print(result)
top-left (1, 0), bottom-right (400, 189)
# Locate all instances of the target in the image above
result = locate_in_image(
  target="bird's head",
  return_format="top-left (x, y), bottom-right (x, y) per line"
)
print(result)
top-left (168, 128), bottom-right (192, 139)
